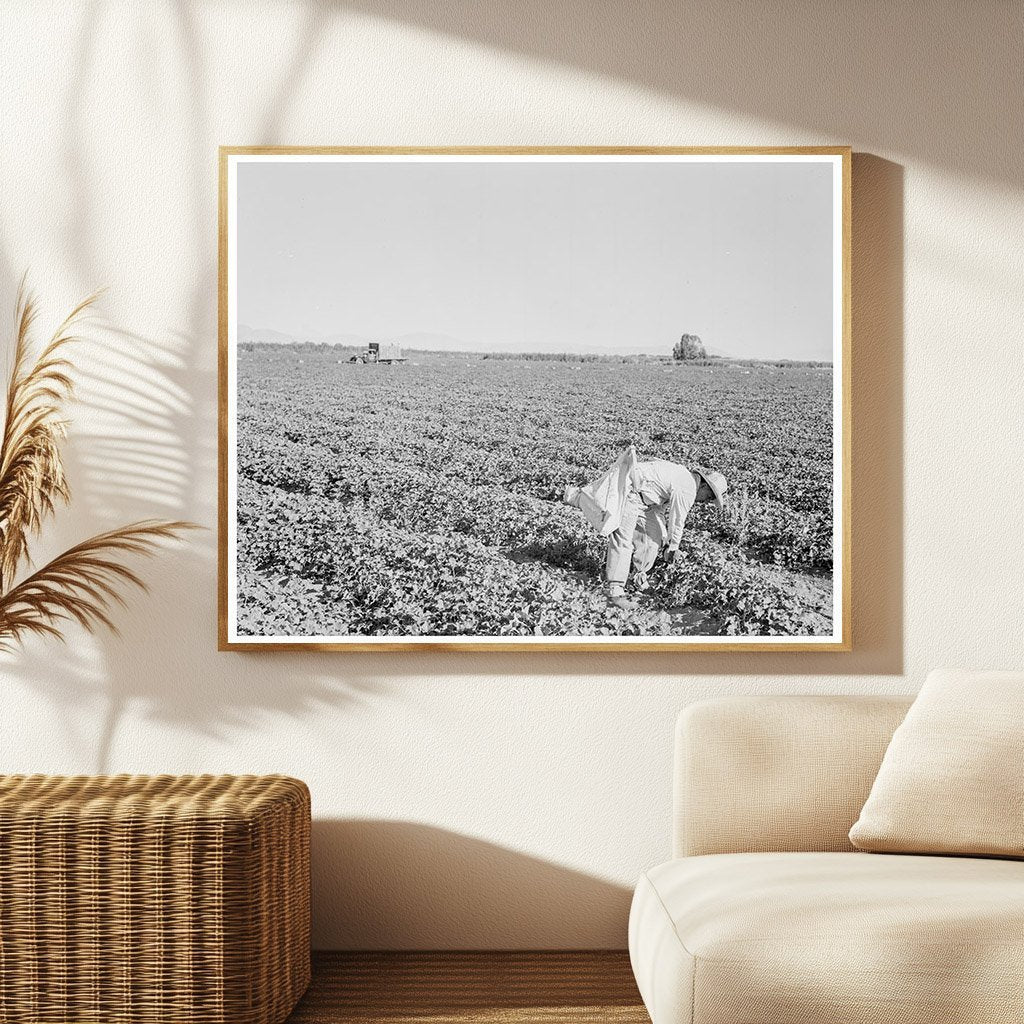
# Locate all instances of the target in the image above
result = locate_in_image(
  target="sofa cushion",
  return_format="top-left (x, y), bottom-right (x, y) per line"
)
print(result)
top-left (849, 668), bottom-right (1024, 857)
top-left (675, 695), bottom-right (912, 857)
top-left (629, 852), bottom-right (1024, 1024)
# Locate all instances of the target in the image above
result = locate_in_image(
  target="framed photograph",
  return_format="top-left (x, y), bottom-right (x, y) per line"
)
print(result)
top-left (219, 147), bottom-right (850, 651)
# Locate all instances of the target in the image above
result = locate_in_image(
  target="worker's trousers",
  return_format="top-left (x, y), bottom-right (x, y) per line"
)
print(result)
top-left (605, 493), bottom-right (663, 591)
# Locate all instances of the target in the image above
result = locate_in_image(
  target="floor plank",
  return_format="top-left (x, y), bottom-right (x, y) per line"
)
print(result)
top-left (287, 951), bottom-right (649, 1023)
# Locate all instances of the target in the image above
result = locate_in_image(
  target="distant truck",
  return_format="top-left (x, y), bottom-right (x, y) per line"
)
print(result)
top-left (350, 341), bottom-right (407, 364)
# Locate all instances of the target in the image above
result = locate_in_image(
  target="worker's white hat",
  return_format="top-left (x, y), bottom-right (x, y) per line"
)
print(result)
top-left (693, 467), bottom-right (728, 511)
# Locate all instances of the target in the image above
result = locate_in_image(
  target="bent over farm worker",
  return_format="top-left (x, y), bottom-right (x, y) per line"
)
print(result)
top-left (563, 446), bottom-right (728, 611)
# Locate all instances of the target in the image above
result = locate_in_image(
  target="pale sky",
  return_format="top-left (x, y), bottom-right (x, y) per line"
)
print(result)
top-left (237, 157), bottom-right (835, 359)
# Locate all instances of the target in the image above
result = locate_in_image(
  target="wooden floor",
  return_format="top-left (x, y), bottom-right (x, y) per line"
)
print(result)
top-left (287, 951), bottom-right (649, 1023)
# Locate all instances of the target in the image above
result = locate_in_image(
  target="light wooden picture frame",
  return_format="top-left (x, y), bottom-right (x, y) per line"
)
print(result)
top-left (219, 147), bottom-right (851, 652)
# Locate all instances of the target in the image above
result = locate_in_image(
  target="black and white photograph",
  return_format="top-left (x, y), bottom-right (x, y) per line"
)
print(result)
top-left (220, 149), bottom-right (849, 649)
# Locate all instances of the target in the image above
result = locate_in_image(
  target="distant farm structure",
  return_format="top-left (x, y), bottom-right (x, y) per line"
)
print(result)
top-left (349, 341), bottom-right (407, 364)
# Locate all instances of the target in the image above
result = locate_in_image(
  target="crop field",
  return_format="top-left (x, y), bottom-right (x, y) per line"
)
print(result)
top-left (234, 345), bottom-right (835, 638)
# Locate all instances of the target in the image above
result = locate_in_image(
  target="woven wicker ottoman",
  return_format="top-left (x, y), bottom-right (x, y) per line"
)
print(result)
top-left (0, 774), bottom-right (310, 1024)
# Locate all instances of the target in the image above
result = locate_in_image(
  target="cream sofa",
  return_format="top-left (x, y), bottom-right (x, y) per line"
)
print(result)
top-left (628, 695), bottom-right (1024, 1024)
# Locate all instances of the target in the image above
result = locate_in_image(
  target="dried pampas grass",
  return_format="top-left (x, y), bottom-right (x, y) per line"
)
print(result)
top-left (0, 280), bottom-right (195, 650)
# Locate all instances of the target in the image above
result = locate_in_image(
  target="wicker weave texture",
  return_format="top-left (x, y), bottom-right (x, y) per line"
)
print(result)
top-left (0, 774), bottom-right (311, 1024)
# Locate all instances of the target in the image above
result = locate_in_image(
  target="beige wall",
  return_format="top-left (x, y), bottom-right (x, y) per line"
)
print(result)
top-left (1, 1), bottom-right (1021, 949)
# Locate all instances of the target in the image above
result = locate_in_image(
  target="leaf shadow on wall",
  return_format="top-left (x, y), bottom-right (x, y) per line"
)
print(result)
top-left (335, 0), bottom-right (1021, 188)
top-left (311, 819), bottom-right (633, 950)
top-left (0, 0), bottom-right (385, 773)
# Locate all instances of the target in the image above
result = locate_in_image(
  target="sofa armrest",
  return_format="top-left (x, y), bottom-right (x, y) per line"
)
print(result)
top-left (674, 695), bottom-right (912, 857)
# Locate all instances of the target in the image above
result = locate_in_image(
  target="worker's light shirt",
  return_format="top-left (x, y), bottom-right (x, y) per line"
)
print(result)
top-left (630, 460), bottom-right (697, 550)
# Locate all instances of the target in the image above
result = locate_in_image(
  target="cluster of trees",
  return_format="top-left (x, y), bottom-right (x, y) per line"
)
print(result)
top-left (673, 334), bottom-right (707, 361)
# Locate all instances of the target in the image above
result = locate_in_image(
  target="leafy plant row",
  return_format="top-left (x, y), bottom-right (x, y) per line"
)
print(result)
top-left (235, 350), bottom-right (835, 637)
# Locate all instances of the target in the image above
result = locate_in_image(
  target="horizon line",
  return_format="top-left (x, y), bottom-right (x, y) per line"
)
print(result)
top-left (237, 324), bottom-right (832, 363)
top-left (237, 337), bottom-right (832, 365)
